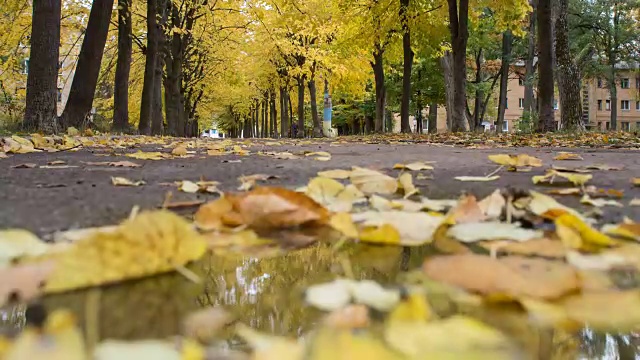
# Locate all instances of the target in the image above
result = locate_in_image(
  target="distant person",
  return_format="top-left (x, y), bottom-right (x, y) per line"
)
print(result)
top-left (292, 123), bottom-right (298, 138)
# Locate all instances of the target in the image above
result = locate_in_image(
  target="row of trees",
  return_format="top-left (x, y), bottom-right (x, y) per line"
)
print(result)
top-left (4, 0), bottom-right (640, 136)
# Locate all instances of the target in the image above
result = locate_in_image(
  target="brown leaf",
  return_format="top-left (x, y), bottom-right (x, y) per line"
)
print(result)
top-left (194, 197), bottom-right (236, 230)
top-left (0, 261), bottom-right (55, 307)
top-left (446, 195), bottom-right (487, 224)
top-left (554, 152), bottom-right (584, 161)
top-left (422, 254), bottom-right (580, 300)
top-left (478, 238), bottom-right (567, 259)
top-left (171, 145), bottom-right (188, 156)
top-left (109, 161), bottom-right (142, 168)
top-left (11, 163), bottom-right (37, 169)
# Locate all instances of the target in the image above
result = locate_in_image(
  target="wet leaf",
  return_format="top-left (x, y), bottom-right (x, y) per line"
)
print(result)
top-left (183, 307), bottom-right (233, 342)
top-left (305, 279), bottom-right (400, 312)
top-left (44, 210), bottom-right (207, 293)
top-left (422, 254), bottom-right (580, 300)
top-left (236, 324), bottom-right (304, 360)
top-left (349, 167), bottom-right (398, 195)
top-left (561, 291), bottom-right (640, 332)
top-left (455, 175), bottom-right (500, 182)
top-left (448, 222), bottom-right (543, 243)
top-left (0, 262), bottom-right (54, 307)
top-left (111, 176), bottom-right (145, 187)
top-left (393, 161), bottom-right (435, 171)
top-left (554, 212), bottom-right (615, 251)
top-left (317, 169), bottom-right (352, 179)
top-left (352, 211), bottom-right (444, 246)
top-left (323, 305), bottom-right (370, 330)
top-left (397, 172), bottom-right (418, 199)
top-left (488, 153), bottom-right (542, 169)
top-left (580, 194), bottom-right (624, 208)
top-left (554, 152), bottom-right (583, 161)
top-left (308, 327), bottom-right (401, 360)
top-left (95, 340), bottom-right (199, 360)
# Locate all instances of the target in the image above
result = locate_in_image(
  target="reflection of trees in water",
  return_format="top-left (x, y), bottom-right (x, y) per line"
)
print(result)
top-left (0, 304), bottom-right (26, 337)
top-left (578, 329), bottom-right (640, 360)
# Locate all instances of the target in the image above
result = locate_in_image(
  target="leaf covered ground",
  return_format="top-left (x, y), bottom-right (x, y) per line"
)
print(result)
top-left (1, 132), bottom-right (640, 359)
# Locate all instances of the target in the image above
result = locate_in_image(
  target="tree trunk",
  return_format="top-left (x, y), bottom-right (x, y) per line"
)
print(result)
top-left (523, 4), bottom-right (536, 122)
top-left (399, 0), bottom-right (413, 133)
top-left (270, 88), bottom-right (277, 138)
top-left (308, 79), bottom-right (322, 137)
top-left (372, 45), bottom-right (386, 133)
top-left (151, 0), bottom-right (167, 136)
top-left (280, 86), bottom-right (289, 137)
top-left (428, 103), bottom-right (437, 133)
top-left (497, 31), bottom-right (512, 133)
top-left (609, 64), bottom-right (617, 131)
top-left (139, 0), bottom-right (159, 135)
top-left (447, 0), bottom-right (470, 132)
top-left (416, 93), bottom-right (423, 133)
top-left (441, 52), bottom-right (455, 131)
top-left (23, 0), bottom-right (61, 134)
top-left (112, 0), bottom-right (132, 132)
top-left (261, 97), bottom-right (267, 138)
top-left (297, 76), bottom-right (305, 138)
top-left (537, 0), bottom-right (555, 132)
top-left (471, 49), bottom-right (485, 131)
top-left (555, 0), bottom-right (584, 132)
top-left (288, 93), bottom-right (294, 136)
top-left (60, 0), bottom-right (114, 129)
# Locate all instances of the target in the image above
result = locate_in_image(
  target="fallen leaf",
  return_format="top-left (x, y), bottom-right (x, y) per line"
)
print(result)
top-left (0, 229), bottom-right (50, 266)
top-left (44, 210), bottom-right (207, 293)
top-left (630, 198), bottom-right (640, 207)
top-left (448, 222), bottom-right (543, 243)
top-left (478, 190), bottom-right (506, 219)
top-left (306, 177), bottom-right (365, 212)
top-left (602, 223), bottom-right (640, 242)
top-left (330, 212), bottom-right (359, 238)
top-left (309, 326), bottom-right (402, 360)
top-left (551, 165), bottom-right (592, 173)
top-left (455, 175), bottom-right (500, 182)
top-left (547, 188), bottom-right (582, 196)
top-left (125, 151), bottom-right (170, 160)
top-left (317, 169), bottom-right (352, 179)
top-left (236, 324), bottom-right (304, 360)
top-left (554, 212), bottom-right (615, 251)
top-left (580, 194), bottom-right (624, 208)
top-left (488, 154), bottom-right (543, 169)
top-left (352, 211), bottom-right (444, 246)
top-left (222, 159), bottom-right (242, 163)
top-left (0, 151), bottom-right (7, 158)
top-left (0, 262), bottom-right (54, 307)
top-left (479, 238), bottom-right (567, 259)
top-left (525, 191), bottom-right (584, 219)
top-left (349, 167), bottom-right (398, 195)
top-left (111, 176), bottom-right (145, 187)
top-left (183, 307), bottom-right (233, 342)
top-left (39, 165), bottom-right (79, 169)
top-left (179, 180), bottom-right (200, 193)
top-left (10, 163), bottom-right (37, 169)
top-left (163, 199), bottom-right (205, 209)
top-left (205, 229), bottom-right (274, 249)
top-left (393, 161), bottom-right (435, 171)
top-left (323, 304), bottom-right (370, 330)
top-left (554, 152), bottom-right (583, 161)
top-left (533, 170), bottom-right (592, 186)
top-left (633, 178), bottom-right (640, 187)
top-left (585, 164), bottom-right (623, 171)
top-left (194, 197), bottom-right (235, 230)
top-left (110, 161), bottom-right (142, 168)
top-left (95, 340), bottom-right (191, 360)
top-left (273, 152), bottom-right (300, 160)
top-left (305, 279), bottom-right (400, 312)
top-left (47, 160), bottom-right (66, 165)
top-left (446, 195), bottom-right (487, 224)
top-left (565, 251), bottom-right (628, 271)
top-left (397, 172), bottom-right (419, 198)
top-left (422, 254), bottom-right (580, 300)
top-left (561, 291), bottom-right (640, 332)
top-left (238, 174), bottom-right (278, 191)
top-left (306, 151), bottom-right (332, 161)
top-left (66, 127), bottom-right (79, 136)
top-left (171, 145), bottom-right (188, 156)
top-left (3, 136), bottom-right (37, 154)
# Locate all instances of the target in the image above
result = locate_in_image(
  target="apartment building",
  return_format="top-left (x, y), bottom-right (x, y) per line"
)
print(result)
top-left (584, 71), bottom-right (640, 131)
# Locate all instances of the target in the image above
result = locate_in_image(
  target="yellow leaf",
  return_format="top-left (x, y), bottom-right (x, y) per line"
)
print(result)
top-left (633, 178), bottom-right (640, 187)
top-left (488, 154), bottom-right (542, 168)
top-left (349, 167), bottom-right (398, 195)
top-left (388, 293), bottom-right (432, 323)
top-left (171, 145), bottom-right (188, 156)
top-left (359, 224), bottom-right (401, 245)
top-left (44, 210), bottom-right (207, 293)
top-left (306, 151), bottom-right (332, 161)
top-left (554, 152), bottom-right (583, 161)
top-left (0, 229), bottom-right (49, 266)
top-left (353, 211), bottom-right (444, 246)
top-left (306, 177), bottom-right (363, 212)
top-left (580, 194), bottom-right (623, 208)
top-left (393, 161), bottom-right (435, 171)
top-left (111, 176), bottom-right (145, 187)
top-left (397, 173), bottom-right (419, 199)
top-left (317, 169), bottom-right (352, 179)
top-left (555, 212), bottom-right (615, 251)
top-left (125, 151), bottom-right (170, 160)
top-left (533, 170), bottom-right (592, 186)
top-left (308, 327), bottom-right (402, 360)
top-left (330, 213), bottom-right (359, 238)
top-left (194, 197), bottom-right (235, 230)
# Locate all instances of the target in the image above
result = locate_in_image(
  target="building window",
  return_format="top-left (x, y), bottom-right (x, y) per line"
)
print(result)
top-left (621, 122), bottom-right (630, 131)
top-left (597, 122), bottom-right (602, 129)
top-left (57, 88), bottom-right (63, 102)
top-left (597, 100), bottom-right (603, 111)
top-left (518, 98), bottom-right (524, 109)
top-left (636, 78), bottom-right (640, 89)
top-left (518, 78), bottom-right (525, 86)
top-left (22, 59), bottom-right (29, 75)
top-left (597, 78), bottom-right (603, 88)
top-left (606, 100), bottom-right (611, 110)
top-left (505, 98), bottom-right (508, 109)
top-left (636, 101), bottom-right (640, 111)
top-left (502, 121), bottom-right (508, 132)
top-left (621, 100), bottom-right (630, 111)
top-left (553, 99), bottom-right (559, 110)
top-left (605, 122), bottom-right (611, 130)
top-left (621, 78), bottom-right (630, 89)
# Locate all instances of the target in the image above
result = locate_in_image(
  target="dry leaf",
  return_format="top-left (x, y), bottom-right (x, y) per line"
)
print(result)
top-left (317, 169), bottom-right (352, 179)
top-left (0, 229), bottom-right (50, 266)
top-left (350, 167), bottom-right (398, 195)
top-left (306, 177), bottom-right (365, 212)
top-left (330, 212), bottom-right (359, 238)
top-left (446, 195), bottom-right (487, 224)
top-left (66, 127), bottom-right (79, 136)
top-left (479, 238), bottom-right (567, 259)
top-left (305, 279), bottom-right (400, 312)
top-left (551, 165), bottom-right (592, 173)
top-left (633, 178), bottom-right (640, 187)
top-left (580, 194), bottom-right (623, 208)
top-left (236, 324), bottom-right (304, 360)
top-left (488, 154), bottom-right (543, 169)
top-left (630, 198), bottom-right (640, 207)
top-left (323, 305), bottom-right (370, 330)
top-left (554, 152), bottom-right (583, 161)
top-left (602, 223), bottom-right (640, 242)
top-left (423, 254), bottom-right (580, 299)
top-left (10, 163), bottom-right (37, 169)
top-left (565, 251), bottom-right (628, 271)
top-left (393, 162), bottom-right (435, 171)
top-left (533, 170), bottom-right (592, 186)
top-left (273, 152), bottom-right (300, 160)
top-left (0, 262), bottom-right (54, 307)
top-left (585, 164), bottom-right (623, 171)
top-left (525, 191), bottom-right (584, 219)
top-left (455, 175), bottom-right (500, 182)
top-left (447, 222), bottom-right (543, 243)
top-left (194, 197), bottom-right (235, 230)
top-left (110, 161), bottom-right (142, 168)
top-left (47, 160), bottom-right (66, 165)
top-left (306, 151), bottom-right (332, 161)
top-left (478, 190), bottom-right (506, 219)
top-left (171, 145), bottom-right (188, 156)
top-left (125, 151), bottom-right (170, 160)
top-left (560, 291), bottom-right (640, 332)
top-left (183, 307), bottom-right (233, 342)
top-left (547, 188), bottom-right (582, 196)
top-left (44, 210), bottom-right (207, 293)
top-left (179, 180), bottom-right (200, 193)
top-left (397, 173), bottom-right (419, 199)
top-left (238, 174), bottom-right (278, 191)
top-left (111, 177), bottom-right (145, 187)
top-left (352, 211), bottom-right (444, 246)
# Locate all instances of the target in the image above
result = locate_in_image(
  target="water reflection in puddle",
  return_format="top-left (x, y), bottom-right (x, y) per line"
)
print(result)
top-left (0, 242), bottom-right (638, 358)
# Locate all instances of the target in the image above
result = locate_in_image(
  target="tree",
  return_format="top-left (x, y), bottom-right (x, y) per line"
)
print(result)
top-left (23, 0), bottom-right (61, 134)
top-left (60, 0), bottom-right (115, 129)
top-left (399, 0), bottom-right (413, 133)
top-left (446, 0), bottom-right (470, 132)
top-left (496, 30), bottom-right (512, 133)
top-left (139, 0), bottom-right (161, 135)
top-left (555, 0), bottom-right (583, 131)
top-left (522, 1), bottom-right (536, 123)
top-left (113, 0), bottom-right (133, 132)
top-left (536, 0), bottom-right (555, 132)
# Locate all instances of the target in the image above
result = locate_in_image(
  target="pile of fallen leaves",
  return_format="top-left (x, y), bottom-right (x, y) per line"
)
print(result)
top-left (2, 138), bottom-right (640, 358)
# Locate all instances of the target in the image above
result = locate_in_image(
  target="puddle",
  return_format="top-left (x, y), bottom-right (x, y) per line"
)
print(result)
top-left (1, 242), bottom-right (639, 358)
